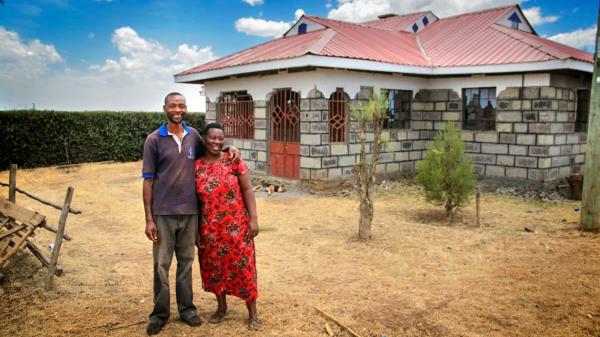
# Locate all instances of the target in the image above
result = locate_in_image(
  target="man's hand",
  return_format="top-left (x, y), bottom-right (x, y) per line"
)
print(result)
top-left (145, 219), bottom-right (158, 243)
top-left (246, 218), bottom-right (259, 241)
top-left (228, 146), bottom-right (241, 162)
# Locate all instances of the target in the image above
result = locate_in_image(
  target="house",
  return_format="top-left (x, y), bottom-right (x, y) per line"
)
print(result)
top-left (175, 4), bottom-right (593, 183)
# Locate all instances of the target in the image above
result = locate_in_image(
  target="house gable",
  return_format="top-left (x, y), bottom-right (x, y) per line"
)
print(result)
top-left (404, 12), bottom-right (439, 33)
top-left (496, 5), bottom-right (535, 34)
top-left (361, 11), bottom-right (438, 33)
top-left (284, 16), bottom-right (327, 37)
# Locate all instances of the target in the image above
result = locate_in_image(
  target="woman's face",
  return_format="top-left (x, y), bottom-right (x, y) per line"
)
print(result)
top-left (205, 128), bottom-right (225, 156)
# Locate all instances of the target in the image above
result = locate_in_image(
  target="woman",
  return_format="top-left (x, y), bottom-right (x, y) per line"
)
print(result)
top-left (194, 122), bottom-right (260, 330)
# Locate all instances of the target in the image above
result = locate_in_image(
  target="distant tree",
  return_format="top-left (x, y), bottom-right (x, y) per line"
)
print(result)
top-left (352, 92), bottom-right (387, 240)
top-left (416, 122), bottom-right (476, 218)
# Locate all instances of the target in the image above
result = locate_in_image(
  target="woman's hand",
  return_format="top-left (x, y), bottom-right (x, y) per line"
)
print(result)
top-left (247, 218), bottom-right (259, 240)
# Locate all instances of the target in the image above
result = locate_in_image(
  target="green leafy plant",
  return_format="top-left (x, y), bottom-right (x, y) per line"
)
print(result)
top-left (416, 122), bottom-right (476, 218)
top-left (0, 110), bottom-right (205, 169)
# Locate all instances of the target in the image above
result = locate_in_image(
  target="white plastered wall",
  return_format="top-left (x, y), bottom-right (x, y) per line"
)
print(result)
top-left (203, 68), bottom-right (550, 101)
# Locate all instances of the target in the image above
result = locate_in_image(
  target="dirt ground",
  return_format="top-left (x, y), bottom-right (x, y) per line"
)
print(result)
top-left (0, 161), bottom-right (599, 337)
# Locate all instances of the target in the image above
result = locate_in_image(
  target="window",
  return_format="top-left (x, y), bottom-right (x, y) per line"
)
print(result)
top-left (217, 91), bottom-right (254, 139)
top-left (576, 89), bottom-right (590, 132)
top-left (508, 12), bottom-right (521, 30)
top-left (422, 17), bottom-right (429, 26)
top-left (298, 23), bottom-right (307, 35)
top-left (382, 89), bottom-right (412, 129)
top-left (412, 23), bottom-right (418, 33)
top-left (328, 89), bottom-right (348, 142)
top-left (463, 87), bottom-right (496, 131)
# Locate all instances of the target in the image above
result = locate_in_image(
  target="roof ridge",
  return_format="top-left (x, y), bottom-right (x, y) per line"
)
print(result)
top-left (489, 24), bottom-right (558, 60)
top-left (361, 11), bottom-right (430, 24)
top-left (307, 15), bottom-right (418, 35)
top-left (437, 4), bottom-right (514, 21)
top-left (415, 35), bottom-right (432, 66)
top-left (308, 29), bottom-right (336, 54)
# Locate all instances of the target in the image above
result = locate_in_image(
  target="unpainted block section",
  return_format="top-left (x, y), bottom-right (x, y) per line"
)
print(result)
top-left (254, 107), bottom-right (267, 119)
top-left (497, 111), bottom-right (522, 122)
top-left (506, 167), bottom-right (528, 179)
top-left (516, 157), bottom-right (537, 168)
top-left (481, 143), bottom-right (508, 154)
top-left (475, 132), bottom-right (499, 143)
top-left (497, 155), bottom-right (515, 166)
top-left (301, 134), bottom-right (321, 145)
top-left (301, 157), bottom-right (322, 169)
top-left (331, 144), bottom-right (349, 155)
top-left (485, 165), bottom-right (505, 177)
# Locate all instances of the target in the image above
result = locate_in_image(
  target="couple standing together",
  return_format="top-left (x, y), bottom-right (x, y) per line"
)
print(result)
top-left (142, 92), bottom-right (259, 335)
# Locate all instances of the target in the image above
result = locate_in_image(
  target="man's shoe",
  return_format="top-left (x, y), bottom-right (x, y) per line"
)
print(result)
top-left (146, 320), bottom-right (166, 335)
top-left (182, 315), bottom-right (202, 327)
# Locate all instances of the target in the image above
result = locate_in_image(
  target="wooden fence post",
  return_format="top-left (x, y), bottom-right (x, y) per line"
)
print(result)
top-left (8, 164), bottom-right (17, 202)
top-left (476, 189), bottom-right (481, 227)
top-left (44, 186), bottom-right (74, 290)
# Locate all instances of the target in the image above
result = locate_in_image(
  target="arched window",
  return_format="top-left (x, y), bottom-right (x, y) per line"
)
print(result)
top-left (217, 91), bottom-right (254, 139)
top-left (328, 89), bottom-right (348, 143)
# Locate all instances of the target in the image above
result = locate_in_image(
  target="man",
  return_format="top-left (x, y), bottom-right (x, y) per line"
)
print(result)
top-left (142, 92), bottom-right (238, 335)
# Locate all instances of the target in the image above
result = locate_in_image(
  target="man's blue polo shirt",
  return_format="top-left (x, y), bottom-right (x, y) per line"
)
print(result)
top-left (142, 122), bottom-right (203, 215)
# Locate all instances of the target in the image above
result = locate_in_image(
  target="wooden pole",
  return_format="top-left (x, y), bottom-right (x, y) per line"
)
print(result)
top-left (580, 6), bottom-right (600, 232)
top-left (8, 164), bottom-right (16, 202)
top-left (42, 223), bottom-right (72, 241)
top-left (26, 242), bottom-right (63, 276)
top-left (0, 181), bottom-right (82, 214)
top-left (314, 306), bottom-right (363, 337)
top-left (44, 186), bottom-right (74, 290)
top-left (476, 189), bottom-right (481, 227)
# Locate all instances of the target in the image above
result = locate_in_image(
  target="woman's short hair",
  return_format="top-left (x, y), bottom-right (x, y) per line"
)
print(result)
top-left (203, 122), bottom-right (224, 136)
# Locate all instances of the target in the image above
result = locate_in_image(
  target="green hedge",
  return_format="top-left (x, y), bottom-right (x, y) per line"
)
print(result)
top-left (0, 110), bottom-right (205, 170)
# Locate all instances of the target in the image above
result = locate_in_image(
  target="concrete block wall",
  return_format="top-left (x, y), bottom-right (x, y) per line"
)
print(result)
top-left (205, 99), bottom-right (268, 175)
top-left (299, 89), bottom-right (419, 180)
top-left (209, 85), bottom-right (586, 183)
top-left (412, 86), bottom-right (586, 182)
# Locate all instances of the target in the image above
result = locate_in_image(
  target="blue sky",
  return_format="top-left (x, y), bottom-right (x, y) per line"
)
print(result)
top-left (0, 0), bottom-right (597, 111)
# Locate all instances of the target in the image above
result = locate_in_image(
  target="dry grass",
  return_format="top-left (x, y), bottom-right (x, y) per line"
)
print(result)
top-left (0, 161), bottom-right (599, 337)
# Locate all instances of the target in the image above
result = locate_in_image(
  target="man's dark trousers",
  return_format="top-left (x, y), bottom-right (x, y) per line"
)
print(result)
top-left (149, 214), bottom-right (198, 323)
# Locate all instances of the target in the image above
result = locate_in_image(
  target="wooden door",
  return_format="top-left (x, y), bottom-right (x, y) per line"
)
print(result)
top-left (269, 89), bottom-right (300, 179)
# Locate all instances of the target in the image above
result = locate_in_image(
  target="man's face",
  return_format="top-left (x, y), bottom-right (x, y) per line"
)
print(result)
top-left (163, 95), bottom-right (187, 124)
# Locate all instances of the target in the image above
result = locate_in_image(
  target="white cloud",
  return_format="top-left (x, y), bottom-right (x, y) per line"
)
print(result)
top-left (547, 25), bottom-right (597, 51)
top-left (234, 8), bottom-right (306, 38)
top-left (0, 26), bottom-right (216, 111)
top-left (522, 7), bottom-right (559, 26)
top-left (235, 17), bottom-right (291, 37)
top-left (242, 0), bottom-right (264, 5)
top-left (327, 0), bottom-right (518, 22)
top-left (0, 27), bottom-right (62, 81)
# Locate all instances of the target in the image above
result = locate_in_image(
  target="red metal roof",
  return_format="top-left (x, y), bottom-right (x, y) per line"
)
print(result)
top-left (361, 12), bottom-right (430, 31)
top-left (304, 16), bottom-right (429, 66)
top-left (418, 5), bottom-right (593, 66)
top-left (177, 5), bottom-right (593, 78)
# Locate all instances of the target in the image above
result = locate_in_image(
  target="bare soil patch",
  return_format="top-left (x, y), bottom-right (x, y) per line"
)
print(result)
top-left (0, 162), bottom-right (599, 337)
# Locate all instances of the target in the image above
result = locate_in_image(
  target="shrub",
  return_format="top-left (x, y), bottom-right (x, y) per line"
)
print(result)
top-left (0, 110), bottom-right (205, 170)
top-left (416, 122), bottom-right (476, 217)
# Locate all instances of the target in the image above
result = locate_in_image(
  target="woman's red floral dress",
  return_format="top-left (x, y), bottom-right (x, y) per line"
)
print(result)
top-left (194, 153), bottom-right (257, 301)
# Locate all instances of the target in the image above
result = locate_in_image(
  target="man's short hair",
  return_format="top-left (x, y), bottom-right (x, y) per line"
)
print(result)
top-left (164, 92), bottom-right (185, 105)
